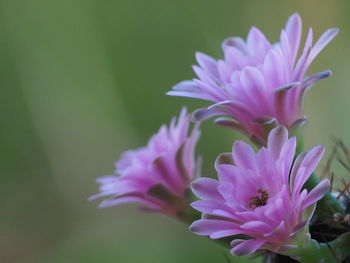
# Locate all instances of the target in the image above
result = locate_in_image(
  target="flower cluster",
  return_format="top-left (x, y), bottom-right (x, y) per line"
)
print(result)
top-left (167, 13), bottom-right (338, 143)
top-left (90, 13), bottom-right (350, 263)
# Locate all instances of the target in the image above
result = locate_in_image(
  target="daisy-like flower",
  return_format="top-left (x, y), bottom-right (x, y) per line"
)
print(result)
top-left (189, 126), bottom-right (330, 256)
top-left (167, 13), bottom-right (338, 143)
top-left (89, 108), bottom-right (200, 219)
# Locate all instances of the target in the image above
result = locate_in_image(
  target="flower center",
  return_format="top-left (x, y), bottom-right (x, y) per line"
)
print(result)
top-left (248, 188), bottom-right (269, 208)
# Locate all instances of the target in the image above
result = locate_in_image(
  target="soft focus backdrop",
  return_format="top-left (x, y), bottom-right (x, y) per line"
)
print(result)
top-left (1, 0), bottom-right (349, 262)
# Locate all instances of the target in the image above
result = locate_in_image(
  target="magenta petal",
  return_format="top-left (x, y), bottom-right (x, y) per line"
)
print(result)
top-left (191, 200), bottom-right (230, 214)
top-left (240, 221), bottom-right (271, 233)
top-left (191, 178), bottom-right (223, 201)
top-left (267, 126), bottom-right (288, 159)
top-left (210, 229), bottom-right (243, 239)
top-left (222, 37), bottom-right (247, 52)
top-left (285, 13), bottom-right (302, 63)
top-left (309, 28), bottom-right (339, 63)
top-left (214, 118), bottom-right (245, 133)
top-left (247, 27), bottom-right (271, 55)
top-left (231, 239), bottom-right (266, 256)
top-left (98, 195), bottom-right (157, 209)
top-left (232, 141), bottom-right (257, 171)
top-left (195, 52), bottom-right (219, 79)
top-left (292, 145), bottom-right (325, 195)
top-left (166, 90), bottom-right (213, 101)
top-left (264, 221), bottom-right (286, 237)
top-left (302, 179), bottom-right (330, 210)
top-left (279, 137), bottom-right (297, 176)
top-left (292, 28), bottom-right (313, 81)
top-left (192, 108), bottom-right (226, 122)
top-left (289, 151), bottom-right (307, 191)
top-left (172, 80), bottom-right (199, 92)
top-left (301, 70), bottom-right (332, 88)
top-left (189, 219), bottom-right (238, 236)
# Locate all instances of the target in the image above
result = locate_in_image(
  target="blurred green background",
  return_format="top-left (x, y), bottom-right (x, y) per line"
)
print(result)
top-left (1, 0), bottom-right (349, 262)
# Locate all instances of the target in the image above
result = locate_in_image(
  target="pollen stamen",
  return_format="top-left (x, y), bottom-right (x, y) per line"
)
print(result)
top-left (249, 188), bottom-right (269, 208)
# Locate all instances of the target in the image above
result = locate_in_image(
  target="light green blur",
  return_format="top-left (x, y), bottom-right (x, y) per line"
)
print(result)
top-left (0, 0), bottom-right (348, 262)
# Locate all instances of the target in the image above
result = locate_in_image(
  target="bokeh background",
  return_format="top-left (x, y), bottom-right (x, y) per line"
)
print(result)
top-left (1, 0), bottom-right (349, 262)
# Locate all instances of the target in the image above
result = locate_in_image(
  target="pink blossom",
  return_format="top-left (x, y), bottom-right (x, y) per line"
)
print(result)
top-left (89, 108), bottom-right (200, 218)
top-left (189, 126), bottom-right (330, 256)
top-left (167, 13), bottom-right (338, 143)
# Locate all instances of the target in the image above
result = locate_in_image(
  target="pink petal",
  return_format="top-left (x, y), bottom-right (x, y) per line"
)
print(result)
top-left (278, 137), bottom-right (297, 182)
top-left (232, 141), bottom-right (257, 171)
top-left (247, 26), bottom-right (271, 55)
top-left (172, 80), bottom-right (200, 92)
top-left (166, 90), bottom-right (213, 101)
top-left (301, 179), bottom-right (330, 210)
top-left (189, 219), bottom-right (238, 236)
top-left (267, 126), bottom-right (288, 159)
top-left (293, 28), bottom-right (313, 81)
top-left (240, 221), bottom-right (271, 233)
top-left (231, 239), bottom-right (266, 256)
top-left (240, 66), bottom-right (268, 110)
top-left (292, 145), bottom-right (325, 196)
top-left (191, 200), bottom-right (231, 214)
top-left (195, 52), bottom-right (219, 79)
top-left (192, 77), bottom-right (226, 101)
top-left (285, 13), bottom-right (302, 63)
top-left (217, 60), bottom-right (232, 83)
top-left (210, 229), bottom-right (243, 239)
top-left (224, 46), bottom-right (248, 70)
top-left (214, 117), bottom-right (245, 133)
top-left (191, 178), bottom-right (223, 201)
top-left (192, 107), bottom-right (226, 122)
top-left (289, 151), bottom-right (307, 192)
top-left (280, 30), bottom-right (293, 74)
top-left (308, 28), bottom-right (339, 64)
top-left (263, 49), bottom-right (284, 88)
top-left (98, 195), bottom-right (157, 209)
top-left (222, 37), bottom-right (247, 53)
top-left (264, 220), bottom-right (286, 237)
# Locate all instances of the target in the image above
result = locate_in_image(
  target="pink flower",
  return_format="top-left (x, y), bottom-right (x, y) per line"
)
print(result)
top-left (167, 13), bottom-right (338, 143)
top-left (189, 126), bottom-right (330, 256)
top-left (89, 108), bottom-right (200, 218)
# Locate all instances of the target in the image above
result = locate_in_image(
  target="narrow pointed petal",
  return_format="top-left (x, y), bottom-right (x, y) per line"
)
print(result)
top-left (293, 145), bottom-right (325, 195)
top-left (210, 229), bottom-right (243, 239)
top-left (285, 13), bottom-right (302, 63)
top-left (308, 28), bottom-right (339, 63)
top-left (231, 239), bottom-right (266, 256)
top-left (189, 219), bottom-right (238, 236)
top-left (222, 37), bottom-right (247, 52)
top-left (302, 179), bottom-right (330, 210)
top-left (195, 52), bottom-right (219, 79)
top-left (232, 141), bottom-right (257, 171)
top-left (214, 117), bottom-right (245, 133)
top-left (192, 108), bottom-right (226, 122)
top-left (240, 221), bottom-right (271, 232)
top-left (267, 126), bottom-right (289, 159)
top-left (191, 178), bottom-right (223, 201)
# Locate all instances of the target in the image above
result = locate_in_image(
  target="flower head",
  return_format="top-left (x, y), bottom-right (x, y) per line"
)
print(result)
top-left (89, 108), bottom-right (200, 218)
top-left (167, 13), bottom-right (338, 143)
top-left (189, 126), bottom-right (330, 256)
